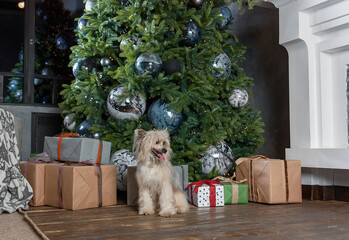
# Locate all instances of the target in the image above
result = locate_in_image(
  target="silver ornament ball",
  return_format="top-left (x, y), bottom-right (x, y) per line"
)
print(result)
top-left (212, 52), bottom-right (231, 78)
top-left (85, 0), bottom-right (96, 11)
top-left (199, 141), bottom-right (234, 175)
top-left (63, 113), bottom-right (76, 131)
top-left (110, 149), bottom-right (137, 191)
top-left (107, 85), bottom-right (146, 120)
top-left (135, 52), bottom-right (162, 77)
top-left (229, 88), bottom-right (249, 108)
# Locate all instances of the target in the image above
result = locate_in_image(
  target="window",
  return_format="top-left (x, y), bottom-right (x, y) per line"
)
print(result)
top-left (0, 0), bottom-right (83, 105)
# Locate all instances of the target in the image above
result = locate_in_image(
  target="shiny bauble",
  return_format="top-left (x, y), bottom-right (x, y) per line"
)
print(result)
top-left (76, 119), bottom-right (104, 138)
top-left (163, 58), bottom-right (181, 75)
top-left (148, 99), bottom-right (184, 132)
top-left (199, 141), bottom-right (234, 175)
top-left (135, 52), bottom-right (162, 77)
top-left (19, 49), bottom-right (24, 63)
top-left (107, 85), bottom-right (146, 120)
top-left (78, 15), bottom-right (89, 36)
top-left (183, 20), bottom-right (201, 45)
top-left (110, 149), bottom-right (137, 191)
top-left (100, 57), bottom-right (114, 67)
top-left (85, 0), bottom-right (96, 11)
top-left (212, 52), bottom-right (231, 78)
top-left (190, 0), bottom-right (205, 7)
top-left (41, 67), bottom-right (53, 76)
top-left (34, 78), bottom-right (43, 86)
top-left (63, 113), bottom-right (76, 131)
top-left (9, 80), bottom-right (19, 92)
top-left (229, 88), bottom-right (249, 108)
top-left (72, 58), bottom-right (97, 78)
top-left (41, 95), bottom-right (51, 104)
top-left (120, 38), bottom-right (142, 52)
top-left (216, 5), bottom-right (232, 29)
top-left (55, 32), bottom-right (72, 50)
top-left (15, 89), bottom-right (23, 102)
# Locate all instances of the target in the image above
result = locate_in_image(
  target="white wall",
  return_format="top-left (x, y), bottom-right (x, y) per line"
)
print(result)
top-left (265, 0), bottom-right (349, 186)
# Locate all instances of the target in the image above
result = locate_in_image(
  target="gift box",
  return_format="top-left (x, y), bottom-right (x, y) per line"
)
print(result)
top-left (186, 180), bottom-right (224, 207)
top-left (44, 164), bottom-right (117, 210)
top-left (214, 176), bottom-right (248, 205)
top-left (19, 153), bottom-right (63, 206)
top-left (43, 136), bottom-right (111, 165)
top-left (236, 156), bottom-right (302, 204)
top-left (127, 165), bottom-right (188, 206)
top-left (20, 162), bottom-right (59, 206)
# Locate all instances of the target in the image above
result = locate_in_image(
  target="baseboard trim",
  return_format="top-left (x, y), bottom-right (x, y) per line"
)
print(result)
top-left (302, 185), bottom-right (349, 201)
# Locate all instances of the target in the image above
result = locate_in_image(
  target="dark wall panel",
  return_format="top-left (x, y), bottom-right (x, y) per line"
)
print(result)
top-left (230, 5), bottom-right (290, 158)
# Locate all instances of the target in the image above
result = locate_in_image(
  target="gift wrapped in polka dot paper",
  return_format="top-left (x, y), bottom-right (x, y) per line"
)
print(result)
top-left (186, 180), bottom-right (224, 207)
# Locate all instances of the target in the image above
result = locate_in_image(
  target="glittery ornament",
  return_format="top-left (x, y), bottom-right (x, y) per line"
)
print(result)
top-left (228, 88), bottom-right (249, 108)
top-left (199, 141), bottom-right (234, 175)
top-left (107, 85), bottom-right (146, 120)
top-left (110, 149), bottom-right (137, 191)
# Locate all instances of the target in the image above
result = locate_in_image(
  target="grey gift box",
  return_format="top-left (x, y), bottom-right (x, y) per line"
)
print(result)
top-left (43, 136), bottom-right (111, 165)
top-left (127, 165), bottom-right (188, 206)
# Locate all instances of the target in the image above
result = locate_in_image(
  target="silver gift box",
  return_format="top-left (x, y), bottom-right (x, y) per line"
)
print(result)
top-left (43, 136), bottom-right (111, 165)
top-left (127, 165), bottom-right (188, 206)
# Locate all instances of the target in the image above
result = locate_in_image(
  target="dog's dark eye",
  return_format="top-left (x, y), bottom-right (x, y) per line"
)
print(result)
top-left (156, 140), bottom-right (159, 144)
top-left (163, 141), bottom-right (166, 145)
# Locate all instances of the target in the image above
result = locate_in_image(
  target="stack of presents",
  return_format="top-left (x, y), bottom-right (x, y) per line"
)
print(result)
top-left (20, 135), bottom-right (302, 211)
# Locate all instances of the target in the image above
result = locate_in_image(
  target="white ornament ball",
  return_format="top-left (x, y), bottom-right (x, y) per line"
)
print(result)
top-left (63, 113), bottom-right (76, 131)
top-left (110, 149), bottom-right (137, 191)
top-left (107, 85), bottom-right (146, 120)
top-left (228, 88), bottom-right (249, 108)
top-left (85, 0), bottom-right (96, 11)
top-left (199, 141), bottom-right (234, 175)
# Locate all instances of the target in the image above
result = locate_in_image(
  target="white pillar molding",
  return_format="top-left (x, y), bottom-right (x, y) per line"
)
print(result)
top-left (265, 0), bottom-right (349, 169)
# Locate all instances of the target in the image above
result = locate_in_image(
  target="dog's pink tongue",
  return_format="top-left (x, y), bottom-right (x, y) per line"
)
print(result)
top-left (159, 154), bottom-right (165, 161)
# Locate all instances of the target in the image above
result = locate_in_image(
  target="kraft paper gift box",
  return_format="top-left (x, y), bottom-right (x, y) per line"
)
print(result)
top-left (127, 165), bottom-right (188, 206)
top-left (20, 162), bottom-right (63, 206)
top-left (186, 180), bottom-right (224, 207)
top-left (44, 164), bottom-right (117, 210)
top-left (236, 156), bottom-right (302, 204)
top-left (43, 136), bottom-right (111, 165)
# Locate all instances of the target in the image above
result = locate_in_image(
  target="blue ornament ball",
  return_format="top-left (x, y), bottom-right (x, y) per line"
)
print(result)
top-left (78, 15), bottom-right (89, 36)
top-left (76, 119), bottom-right (95, 138)
top-left (183, 20), bottom-right (201, 45)
top-left (72, 58), bottom-right (97, 78)
top-left (216, 5), bottom-right (232, 29)
top-left (135, 52), bottom-right (162, 77)
top-left (9, 80), bottom-right (19, 92)
top-left (148, 99), bottom-right (184, 133)
top-left (77, 119), bottom-right (105, 138)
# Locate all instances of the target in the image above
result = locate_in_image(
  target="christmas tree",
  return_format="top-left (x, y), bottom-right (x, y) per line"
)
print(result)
top-left (6, 0), bottom-right (75, 103)
top-left (59, 0), bottom-right (264, 181)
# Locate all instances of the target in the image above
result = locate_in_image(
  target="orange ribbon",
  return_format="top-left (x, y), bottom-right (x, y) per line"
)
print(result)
top-left (56, 133), bottom-right (78, 161)
top-left (56, 133), bottom-right (102, 164)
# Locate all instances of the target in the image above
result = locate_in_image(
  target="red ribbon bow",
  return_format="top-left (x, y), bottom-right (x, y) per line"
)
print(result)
top-left (185, 179), bottom-right (221, 206)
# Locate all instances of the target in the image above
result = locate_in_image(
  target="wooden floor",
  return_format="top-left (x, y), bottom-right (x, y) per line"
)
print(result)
top-left (26, 200), bottom-right (349, 240)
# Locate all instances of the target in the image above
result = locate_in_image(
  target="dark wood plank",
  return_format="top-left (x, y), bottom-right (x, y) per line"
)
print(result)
top-left (27, 201), bottom-right (349, 240)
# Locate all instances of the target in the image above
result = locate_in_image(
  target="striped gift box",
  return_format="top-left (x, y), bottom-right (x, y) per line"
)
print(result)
top-left (221, 182), bottom-right (248, 204)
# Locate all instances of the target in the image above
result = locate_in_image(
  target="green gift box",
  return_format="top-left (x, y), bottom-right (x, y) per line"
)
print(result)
top-left (221, 182), bottom-right (248, 204)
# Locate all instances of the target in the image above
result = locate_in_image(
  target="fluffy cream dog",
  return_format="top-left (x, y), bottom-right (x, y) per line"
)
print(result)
top-left (133, 129), bottom-right (189, 217)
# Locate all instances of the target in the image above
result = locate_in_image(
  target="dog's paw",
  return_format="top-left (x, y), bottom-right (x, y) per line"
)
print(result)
top-left (176, 203), bottom-right (189, 214)
top-left (159, 209), bottom-right (176, 218)
top-left (139, 208), bottom-right (155, 215)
